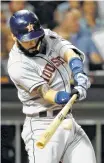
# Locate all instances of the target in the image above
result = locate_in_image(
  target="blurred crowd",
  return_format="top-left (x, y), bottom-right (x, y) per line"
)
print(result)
top-left (1, 0), bottom-right (104, 84)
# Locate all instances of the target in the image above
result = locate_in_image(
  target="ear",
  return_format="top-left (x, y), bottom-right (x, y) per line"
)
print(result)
top-left (11, 34), bottom-right (17, 41)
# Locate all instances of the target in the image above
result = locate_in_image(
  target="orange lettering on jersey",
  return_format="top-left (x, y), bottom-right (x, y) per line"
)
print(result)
top-left (57, 56), bottom-right (65, 64)
top-left (45, 64), bottom-right (55, 72)
top-left (42, 70), bottom-right (52, 82)
top-left (41, 57), bottom-right (65, 82)
top-left (51, 58), bottom-right (60, 67)
top-left (51, 56), bottom-right (65, 67)
top-left (42, 63), bottom-right (55, 82)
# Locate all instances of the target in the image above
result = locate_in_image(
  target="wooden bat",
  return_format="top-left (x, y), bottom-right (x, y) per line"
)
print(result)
top-left (36, 94), bottom-right (77, 149)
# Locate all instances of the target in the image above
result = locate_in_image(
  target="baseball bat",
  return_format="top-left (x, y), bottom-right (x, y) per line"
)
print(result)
top-left (36, 94), bottom-right (77, 149)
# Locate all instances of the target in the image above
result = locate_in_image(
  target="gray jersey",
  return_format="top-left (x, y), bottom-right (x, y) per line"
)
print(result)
top-left (8, 29), bottom-right (84, 114)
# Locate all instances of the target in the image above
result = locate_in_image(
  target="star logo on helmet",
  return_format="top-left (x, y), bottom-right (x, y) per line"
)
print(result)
top-left (26, 23), bottom-right (34, 32)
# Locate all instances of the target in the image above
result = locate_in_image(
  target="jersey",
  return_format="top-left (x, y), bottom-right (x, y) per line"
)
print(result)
top-left (8, 29), bottom-right (84, 115)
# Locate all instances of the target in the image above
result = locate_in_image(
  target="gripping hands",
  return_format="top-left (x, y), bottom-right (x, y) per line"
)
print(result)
top-left (42, 72), bottom-right (91, 105)
top-left (38, 72), bottom-right (90, 105)
top-left (55, 72), bottom-right (91, 105)
top-left (54, 72), bottom-right (91, 105)
top-left (72, 73), bottom-right (91, 101)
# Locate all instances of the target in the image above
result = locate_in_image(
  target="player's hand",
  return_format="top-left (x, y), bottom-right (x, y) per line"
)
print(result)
top-left (72, 73), bottom-right (91, 101)
top-left (71, 86), bottom-right (86, 101)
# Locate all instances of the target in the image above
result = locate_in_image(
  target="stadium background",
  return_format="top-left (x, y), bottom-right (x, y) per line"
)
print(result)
top-left (1, 1), bottom-right (104, 163)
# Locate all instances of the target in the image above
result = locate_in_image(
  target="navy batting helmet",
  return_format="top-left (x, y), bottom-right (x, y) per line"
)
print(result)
top-left (9, 10), bottom-right (44, 42)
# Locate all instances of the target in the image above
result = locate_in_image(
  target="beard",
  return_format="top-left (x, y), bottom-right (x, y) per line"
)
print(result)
top-left (17, 40), bottom-right (39, 57)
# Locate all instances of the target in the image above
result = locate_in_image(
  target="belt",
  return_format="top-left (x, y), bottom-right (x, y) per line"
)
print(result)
top-left (26, 109), bottom-right (61, 117)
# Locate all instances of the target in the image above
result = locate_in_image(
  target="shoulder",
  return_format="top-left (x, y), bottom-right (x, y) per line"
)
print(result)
top-left (8, 58), bottom-right (36, 82)
top-left (8, 61), bottom-right (23, 82)
top-left (8, 45), bottom-right (35, 81)
top-left (8, 44), bottom-right (23, 67)
top-left (44, 28), bottom-right (61, 40)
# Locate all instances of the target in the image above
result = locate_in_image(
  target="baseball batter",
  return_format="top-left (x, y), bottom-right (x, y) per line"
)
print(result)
top-left (8, 10), bottom-right (96, 163)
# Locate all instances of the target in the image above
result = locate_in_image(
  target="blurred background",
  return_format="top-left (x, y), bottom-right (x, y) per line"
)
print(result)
top-left (1, 0), bottom-right (104, 163)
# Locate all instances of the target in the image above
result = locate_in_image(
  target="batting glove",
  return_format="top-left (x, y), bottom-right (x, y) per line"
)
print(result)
top-left (72, 73), bottom-right (91, 101)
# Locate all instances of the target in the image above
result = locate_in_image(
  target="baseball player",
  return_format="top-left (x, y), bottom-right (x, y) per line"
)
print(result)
top-left (8, 10), bottom-right (96, 163)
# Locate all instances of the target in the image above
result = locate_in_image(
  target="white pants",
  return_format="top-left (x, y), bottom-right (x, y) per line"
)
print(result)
top-left (21, 116), bottom-right (96, 163)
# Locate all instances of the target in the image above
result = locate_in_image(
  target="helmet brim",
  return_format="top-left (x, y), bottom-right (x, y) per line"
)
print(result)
top-left (17, 28), bottom-right (44, 42)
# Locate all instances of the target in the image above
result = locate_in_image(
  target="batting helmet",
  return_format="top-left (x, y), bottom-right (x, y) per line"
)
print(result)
top-left (9, 10), bottom-right (44, 42)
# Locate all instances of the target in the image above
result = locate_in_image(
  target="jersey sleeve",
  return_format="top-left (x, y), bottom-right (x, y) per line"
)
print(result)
top-left (8, 62), bottom-right (47, 93)
top-left (54, 38), bottom-right (85, 62)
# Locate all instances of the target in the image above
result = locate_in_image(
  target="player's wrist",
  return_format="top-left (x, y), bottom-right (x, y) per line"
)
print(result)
top-left (69, 57), bottom-right (84, 77)
top-left (55, 91), bottom-right (70, 104)
top-left (43, 89), bottom-right (57, 103)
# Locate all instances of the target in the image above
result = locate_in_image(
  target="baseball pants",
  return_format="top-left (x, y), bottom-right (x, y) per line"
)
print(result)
top-left (21, 116), bottom-right (96, 163)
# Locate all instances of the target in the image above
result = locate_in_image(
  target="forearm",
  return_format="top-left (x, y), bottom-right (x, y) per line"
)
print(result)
top-left (37, 84), bottom-right (70, 104)
top-left (63, 49), bottom-right (91, 100)
top-left (64, 49), bottom-right (81, 63)
top-left (63, 49), bottom-right (84, 76)
top-left (37, 84), bottom-right (57, 103)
